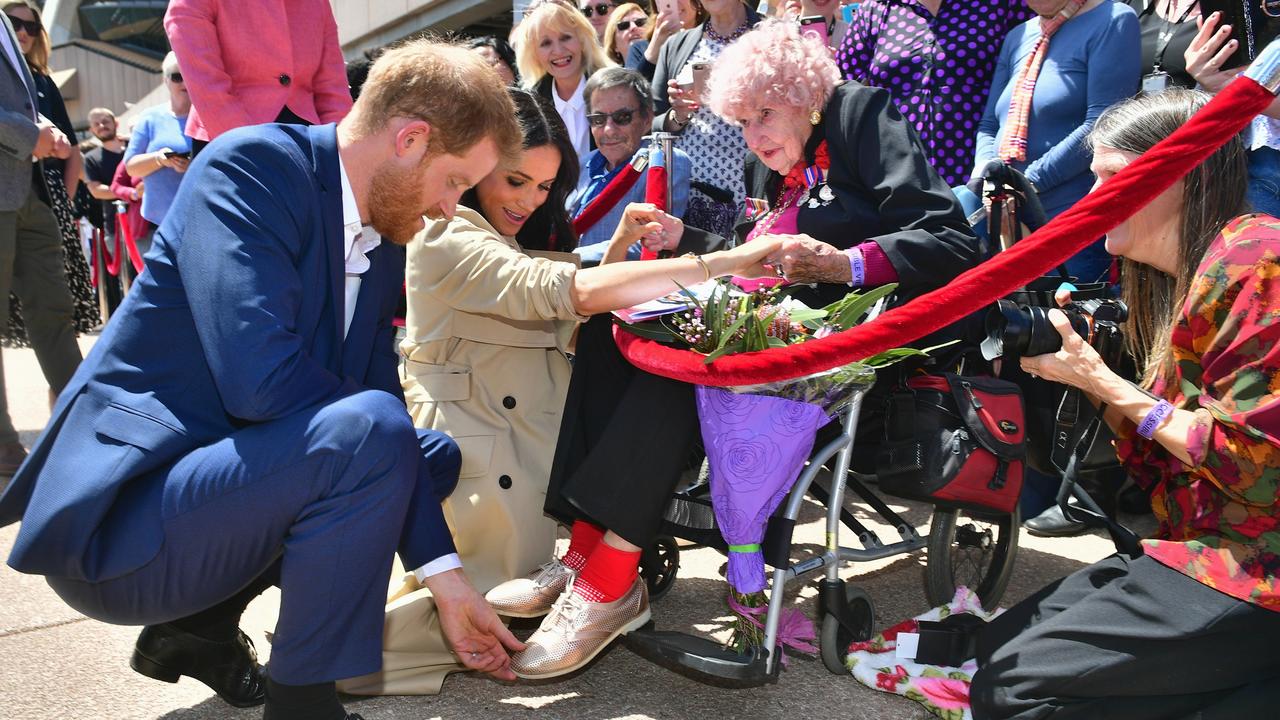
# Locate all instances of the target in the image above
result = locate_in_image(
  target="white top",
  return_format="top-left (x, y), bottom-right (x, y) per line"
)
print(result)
top-left (336, 154), bottom-right (462, 581)
top-left (552, 74), bottom-right (591, 161)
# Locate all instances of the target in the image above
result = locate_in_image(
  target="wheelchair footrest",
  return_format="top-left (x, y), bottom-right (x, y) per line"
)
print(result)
top-left (624, 628), bottom-right (781, 687)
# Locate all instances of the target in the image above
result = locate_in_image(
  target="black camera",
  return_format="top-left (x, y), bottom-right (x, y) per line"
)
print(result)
top-left (981, 296), bottom-right (1129, 362)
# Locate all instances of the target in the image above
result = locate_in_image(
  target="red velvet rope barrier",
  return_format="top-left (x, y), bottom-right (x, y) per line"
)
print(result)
top-left (616, 76), bottom-right (1277, 387)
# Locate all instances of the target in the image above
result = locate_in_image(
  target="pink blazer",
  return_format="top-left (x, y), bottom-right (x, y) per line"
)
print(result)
top-left (164, 0), bottom-right (353, 141)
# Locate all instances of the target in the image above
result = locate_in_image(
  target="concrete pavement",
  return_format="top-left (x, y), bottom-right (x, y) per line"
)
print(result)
top-left (0, 334), bottom-right (1130, 719)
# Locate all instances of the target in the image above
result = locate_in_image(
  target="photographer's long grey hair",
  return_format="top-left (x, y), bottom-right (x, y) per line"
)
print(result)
top-left (1089, 89), bottom-right (1249, 388)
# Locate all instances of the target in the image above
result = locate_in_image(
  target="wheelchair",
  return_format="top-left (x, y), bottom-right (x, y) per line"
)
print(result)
top-left (628, 353), bottom-right (1020, 685)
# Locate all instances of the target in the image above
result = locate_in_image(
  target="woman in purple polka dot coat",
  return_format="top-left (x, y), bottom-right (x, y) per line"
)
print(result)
top-left (836, 0), bottom-right (1033, 186)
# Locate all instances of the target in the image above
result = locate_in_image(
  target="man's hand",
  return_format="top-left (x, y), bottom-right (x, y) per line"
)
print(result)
top-left (32, 121), bottom-right (70, 160)
top-left (763, 234), bottom-right (848, 284)
top-left (613, 202), bottom-right (684, 252)
top-left (425, 568), bottom-right (526, 681)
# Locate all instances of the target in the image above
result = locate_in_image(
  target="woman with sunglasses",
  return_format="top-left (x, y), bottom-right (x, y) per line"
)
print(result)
top-left (604, 3), bottom-right (652, 64)
top-left (122, 52), bottom-right (193, 241)
top-left (1, 0), bottom-right (100, 343)
top-left (579, 0), bottom-right (619, 41)
top-left (337, 88), bottom-right (779, 696)
top-left (515, 1), bottom-right (615, 161)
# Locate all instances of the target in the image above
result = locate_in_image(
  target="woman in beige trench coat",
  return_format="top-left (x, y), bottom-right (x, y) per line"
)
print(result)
top-left (338, 88), bottom-right (781, 695)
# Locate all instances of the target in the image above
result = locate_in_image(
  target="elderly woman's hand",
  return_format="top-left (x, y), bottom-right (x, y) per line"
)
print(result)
top-left (762, 235), bottom-right (850, 284)
top-left (1018, 308), bottom-right (1117, 397)
top-left (1185, 12), bottom-right (1245, 94)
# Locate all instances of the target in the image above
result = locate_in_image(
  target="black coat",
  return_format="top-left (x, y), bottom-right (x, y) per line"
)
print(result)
top-left (649, 8), bottom-right (764, 131)
top-left (738, 82), bottom-right (983, 351)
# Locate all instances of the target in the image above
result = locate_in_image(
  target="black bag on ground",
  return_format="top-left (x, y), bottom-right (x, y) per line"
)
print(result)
top-left (876, 373), bottom-right (1025, 514)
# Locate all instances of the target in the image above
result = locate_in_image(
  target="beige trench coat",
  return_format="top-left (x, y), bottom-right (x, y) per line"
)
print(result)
top-left (338, 206), bottom-right (586, 695)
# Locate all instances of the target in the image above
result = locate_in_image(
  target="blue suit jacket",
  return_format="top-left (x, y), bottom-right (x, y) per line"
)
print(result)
top-left (0, 123), bottom-right (454, 582)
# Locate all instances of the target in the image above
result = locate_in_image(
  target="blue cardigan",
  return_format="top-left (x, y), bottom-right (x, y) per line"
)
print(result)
top-left (974, 1), bottom-right (1140, 217)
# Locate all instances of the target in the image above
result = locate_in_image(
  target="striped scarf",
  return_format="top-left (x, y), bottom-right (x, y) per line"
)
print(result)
top-left (998, 0), bottom-right (1087, 163)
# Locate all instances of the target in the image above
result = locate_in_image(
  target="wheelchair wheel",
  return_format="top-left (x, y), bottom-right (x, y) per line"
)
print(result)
top-left (820, 581), bottom-right (874, 674)
top-left (923, 505), bottom-right (1020, 611)
top-left (640, 535), bottom-right (680, 601)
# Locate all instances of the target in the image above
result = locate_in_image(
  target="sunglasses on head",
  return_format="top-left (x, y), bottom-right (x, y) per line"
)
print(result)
top-left (4, 14), bottom-right (40, 36)
top-left (616, 16), bottom-right (647, 31)
top-left (168, 72), bottom-right (184, 83)
top-left (579, 2), bottom-right (613, 18)
top-left (586, 108), bottom-right (639, 128)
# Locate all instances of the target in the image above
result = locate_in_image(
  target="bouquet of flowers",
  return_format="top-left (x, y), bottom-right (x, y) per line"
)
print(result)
top-left (617, 280), bottom-right (937, 660)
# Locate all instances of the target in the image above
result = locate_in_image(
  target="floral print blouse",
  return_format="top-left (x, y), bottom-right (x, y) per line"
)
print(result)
top-left (835, 0), bottom-right (1032, 186)
top-left (1116, 214), bottom-right (1280, 611)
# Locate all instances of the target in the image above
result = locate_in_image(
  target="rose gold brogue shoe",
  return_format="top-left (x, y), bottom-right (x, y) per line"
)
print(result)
top-left (485, 559), bottom-right (575, 618)
top-left (510, 577), bottom-right (651, 679)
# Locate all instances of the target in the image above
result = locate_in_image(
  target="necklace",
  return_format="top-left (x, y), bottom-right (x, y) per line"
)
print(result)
top-left (704, 17), bottom-right (750, 44)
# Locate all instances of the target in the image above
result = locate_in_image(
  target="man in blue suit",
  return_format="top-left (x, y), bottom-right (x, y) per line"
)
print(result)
top-left (0, 40), bottom-right (524, 720)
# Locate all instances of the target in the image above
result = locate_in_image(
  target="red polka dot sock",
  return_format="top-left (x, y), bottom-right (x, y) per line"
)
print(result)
top-left (573, 540), bottom-right (641, 604)
top-left (561, 520), bottom-right (605, 571)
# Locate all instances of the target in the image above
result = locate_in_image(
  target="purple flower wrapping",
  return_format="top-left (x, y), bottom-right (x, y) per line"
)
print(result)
top-left (695, 387), bottom-right (830, 593)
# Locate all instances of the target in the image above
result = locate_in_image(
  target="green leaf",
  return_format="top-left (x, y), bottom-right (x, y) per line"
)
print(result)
top-left (861, 347), bottom-right (930, 368)
top-left (615, 321), bottom-right (679, 343)
top-left (767, 336), bottom-right (788, 348)
top-left (827, 283), bottom-right (898, 329)
top-left (704, 339), bottom-right (744, 364)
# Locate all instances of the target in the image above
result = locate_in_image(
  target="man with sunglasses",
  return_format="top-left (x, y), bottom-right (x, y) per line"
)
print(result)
top-left (568, 67), bottom-right (691, 264)
top-left (580, 0), bottom-right (620, 40)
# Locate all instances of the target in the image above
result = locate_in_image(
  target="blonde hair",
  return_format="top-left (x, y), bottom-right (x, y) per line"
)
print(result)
top-left (348, 38), bottom-right (522, 164)
top-left (603, 3), bottom-right (652, 64)
top-left (3, 0), bottom-right (49, 75)
top-left (514, 2), bottom-right (614, 89)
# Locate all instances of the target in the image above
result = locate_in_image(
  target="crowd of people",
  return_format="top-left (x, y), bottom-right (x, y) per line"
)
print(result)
top-left (1, 0), bottom-right (1279, 718)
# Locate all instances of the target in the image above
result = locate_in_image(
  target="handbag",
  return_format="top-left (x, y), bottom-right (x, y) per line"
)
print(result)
top-left (875, 373), bottom-right (1025, 514)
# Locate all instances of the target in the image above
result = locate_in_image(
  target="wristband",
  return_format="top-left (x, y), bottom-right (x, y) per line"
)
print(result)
top-left (1137, 400), bottom-right (1175, 439)
top-left (845, 247), bottom-right (865, 287)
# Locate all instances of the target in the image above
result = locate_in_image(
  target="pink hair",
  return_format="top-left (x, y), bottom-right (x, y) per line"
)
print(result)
top-left (705, 19), bottom-right (841, 123)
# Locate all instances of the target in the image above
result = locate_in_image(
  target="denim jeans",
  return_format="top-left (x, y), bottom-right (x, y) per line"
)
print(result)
top-left (1247, 146), bottom-right (1280, 218)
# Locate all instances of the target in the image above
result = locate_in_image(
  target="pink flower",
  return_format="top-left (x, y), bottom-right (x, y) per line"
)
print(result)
top-left (912, 677), bottom-right (971, 711)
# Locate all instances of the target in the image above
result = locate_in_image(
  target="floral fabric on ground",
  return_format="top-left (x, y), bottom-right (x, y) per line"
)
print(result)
top-left (847, 587), bottom-right (1002, 720)
top-left (1115, 214), bottom-right (1280, 612)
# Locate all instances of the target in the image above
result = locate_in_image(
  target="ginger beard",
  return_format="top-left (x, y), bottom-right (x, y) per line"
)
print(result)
top-left (367, 159), bottom-right (433, 245)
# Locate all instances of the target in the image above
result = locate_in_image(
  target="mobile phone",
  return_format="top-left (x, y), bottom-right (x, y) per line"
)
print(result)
top-left (657, 0), bottom-right (678, 18)
top-left (689, 61), bottom-right (711, 100)
top-left (799, 15), bottom-right (829, 46)
top-left (162, 149), bottom-right (191, 160)
top-left (1204, 0), bottom-right (1280, 69)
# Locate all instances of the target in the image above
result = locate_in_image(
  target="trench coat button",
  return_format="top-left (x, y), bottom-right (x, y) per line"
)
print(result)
top-left (498, 475), bottom-right (513, 489)
top-left (278, 73), bottom-right (291, 86)
top-left (502, 396), bottom-right (516, 409)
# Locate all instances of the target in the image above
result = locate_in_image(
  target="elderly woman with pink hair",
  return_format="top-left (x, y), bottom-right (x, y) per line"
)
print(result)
top-left (492, 19), bottom-right (978, 683)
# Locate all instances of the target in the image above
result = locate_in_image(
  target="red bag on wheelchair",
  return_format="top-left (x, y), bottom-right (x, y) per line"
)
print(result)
top-left (875, 373), bottom-right (1025, 514)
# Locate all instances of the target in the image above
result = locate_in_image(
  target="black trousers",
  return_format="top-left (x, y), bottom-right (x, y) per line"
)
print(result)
top-left (971, 553), bottom-right (1280, 720)
top-left (544, 314), bottom-right (699, 547)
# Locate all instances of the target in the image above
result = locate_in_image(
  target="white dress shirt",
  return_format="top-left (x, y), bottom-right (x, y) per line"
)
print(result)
top-left (335, 156), bottom-right (461, 581)
top-left (552, 74), bottom-right (591, 162)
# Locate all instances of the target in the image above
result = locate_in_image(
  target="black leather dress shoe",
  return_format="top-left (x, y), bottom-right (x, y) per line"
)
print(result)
top-left (1024, 505), bottom-right (1088, 538)
top-left (131, 623), bottom-right (267, 707)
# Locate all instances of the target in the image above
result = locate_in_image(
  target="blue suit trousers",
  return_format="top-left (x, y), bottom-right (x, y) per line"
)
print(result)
top-left (48, 390), bottom-right (460, 684)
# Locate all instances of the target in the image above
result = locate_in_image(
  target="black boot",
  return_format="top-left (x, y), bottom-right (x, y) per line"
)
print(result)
top-left (1024, 468), bottom-right (1121, 538)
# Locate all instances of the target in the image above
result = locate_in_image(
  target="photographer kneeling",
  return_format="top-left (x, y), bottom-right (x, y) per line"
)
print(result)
top-left (970, 89), bottom-right (1280, 718)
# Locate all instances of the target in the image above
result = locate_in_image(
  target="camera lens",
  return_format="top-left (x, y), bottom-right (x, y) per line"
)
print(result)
top-left (981, 300), bottom-right (1092, 360)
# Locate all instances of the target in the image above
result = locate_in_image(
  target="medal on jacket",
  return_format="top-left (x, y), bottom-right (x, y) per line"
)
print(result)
top-left (745, 197), bottom-right (771, 220)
